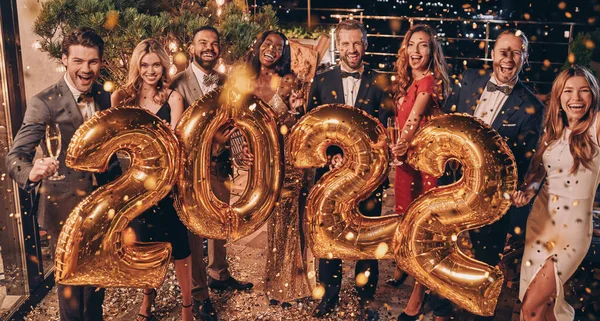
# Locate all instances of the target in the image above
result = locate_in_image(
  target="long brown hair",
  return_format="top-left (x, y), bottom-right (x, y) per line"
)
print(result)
top-left (395, 24), bottom-right (450, 102)
top-left (122, 38), bottom-right (171, 105)
top-left (527, 65), bottom-right (600, 185)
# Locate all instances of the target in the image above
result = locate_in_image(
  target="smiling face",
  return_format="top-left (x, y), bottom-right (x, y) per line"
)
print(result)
top-left (139, 52), bottom-right (163, 87)
top-left (561, 76), bottom-right (593, 124)
top-left (407, 31), bottom-right (431, 73)
top-left (337, 29), bottom-right (366, 71)
top-left (61, 45), bottom-right (101, 92)
top-left (258, 33), bottom-right (284, 68)
top-left (491, 34), bottom-right (526, 85)
top-left (192, 29), bottom-right (220, 72)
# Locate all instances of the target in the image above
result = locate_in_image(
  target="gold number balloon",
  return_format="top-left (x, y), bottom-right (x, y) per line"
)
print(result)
top-left (392, 114), bottom-right (517, 316)
top-left (55, 106), bottom-right (178, 288)
top-left (288, 104), bottom-right (399, 260)
top-left (175, 89), bottom-right (284, 240)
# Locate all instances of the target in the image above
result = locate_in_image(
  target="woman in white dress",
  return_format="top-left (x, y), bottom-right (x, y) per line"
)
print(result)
top-left (513, 65), bottom-right (600, 321)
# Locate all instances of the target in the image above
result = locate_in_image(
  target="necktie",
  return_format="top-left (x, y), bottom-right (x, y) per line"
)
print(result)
top-left (486, 82), bottom-right (512, 95)
top-left (341, 71), bottom-right (361, 79)
top-left (203, 73), bottom-right (220, 87)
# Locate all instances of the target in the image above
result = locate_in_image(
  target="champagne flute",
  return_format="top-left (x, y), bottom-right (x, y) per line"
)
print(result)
top-left (45, 123), bottom-right (65, 181)
top-left (387, 117), bottom-right (403, 166)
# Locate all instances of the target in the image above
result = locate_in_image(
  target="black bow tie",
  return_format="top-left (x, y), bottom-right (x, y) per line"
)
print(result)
top-left (203, 73), bottom-right (220, 87)
top-left (341, 71), bottom-right (361, 79)
top-left (486, 82), bottom-right (512, 95)
top-left (77, 92), bottom-right (93, 103)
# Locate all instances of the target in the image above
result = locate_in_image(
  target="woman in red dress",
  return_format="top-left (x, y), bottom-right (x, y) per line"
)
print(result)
top-left (390, 24), bottom-right (450, 321)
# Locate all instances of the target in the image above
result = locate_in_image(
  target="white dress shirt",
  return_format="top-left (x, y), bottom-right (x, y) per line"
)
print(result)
top-left (64, 74), bottom-right (96, 120)
top-left (341, 65), bottom-right (363, 107)
top-left (473, 74), bottom-right (516, 126)
top-left (191, 63), bottom-right (218, 95)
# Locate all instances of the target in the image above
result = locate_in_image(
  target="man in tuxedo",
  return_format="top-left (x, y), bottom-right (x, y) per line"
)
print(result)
top-left (306, 19), bottom-right (394, 321)
top-left (428, 29), bottom-right (544, 320)
top-left (171, 25), bottom-right (252, 321)
top-left (6, 28), bottom-right (121, 321)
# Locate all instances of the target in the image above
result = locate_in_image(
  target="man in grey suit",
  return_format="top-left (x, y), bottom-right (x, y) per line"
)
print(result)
top-left (171, 25), bottom-right (253, 321)
top-left (6, 28), bottom-right (121, 321)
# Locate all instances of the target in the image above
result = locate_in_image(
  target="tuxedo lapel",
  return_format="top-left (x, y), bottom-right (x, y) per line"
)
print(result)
top-left (491, 82), bottom-right (524, 130)
top-left (331, 67), bottom-right (345, 104)
top-left (57, 78), bottom-right (84, 128)
top-left (461, 73), bottom-right (491, 115)
top-left (355, 68), bottom-right (373, 109)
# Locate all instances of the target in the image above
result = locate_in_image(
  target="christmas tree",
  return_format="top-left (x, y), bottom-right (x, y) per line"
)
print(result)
top-left (33, 0), bottom-right (278, 85)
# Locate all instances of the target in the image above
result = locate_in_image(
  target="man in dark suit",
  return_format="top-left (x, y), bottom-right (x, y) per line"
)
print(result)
top-left (306, 19), bottom-right (394, 321)
top-left (427, 29), bottom-right (544, 321)
top-left (6, 28), bottom-right (121, 321)
top-left (171, 25), bottom-right (252, 321)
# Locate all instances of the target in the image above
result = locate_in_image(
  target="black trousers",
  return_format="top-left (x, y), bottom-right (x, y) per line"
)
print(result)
top-left (429, 212), bottom-right (512, 319)
top-left (58, 284), bottom-right (105, 321)
top-left (317, 185), bottom-right (383, 303)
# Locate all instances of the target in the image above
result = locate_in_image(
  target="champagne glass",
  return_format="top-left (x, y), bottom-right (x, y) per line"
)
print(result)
top-left (45, 123), bottom-right (65, 181)
top-left (387, 117), bottom-right (403, 166)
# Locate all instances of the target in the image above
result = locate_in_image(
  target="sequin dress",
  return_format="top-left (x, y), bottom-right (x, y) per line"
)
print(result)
top-left (264, 85), bottom-right (314, 302)
top-left (519, 121), bottom-right (600, 320)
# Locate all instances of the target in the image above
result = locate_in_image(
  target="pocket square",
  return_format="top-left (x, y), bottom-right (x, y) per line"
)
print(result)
top-left (502, 123), bottom-right (517, 127)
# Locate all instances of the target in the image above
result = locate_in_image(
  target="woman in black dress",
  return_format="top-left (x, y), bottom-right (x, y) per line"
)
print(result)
top-left (112, 38), bottom-right (191, 321)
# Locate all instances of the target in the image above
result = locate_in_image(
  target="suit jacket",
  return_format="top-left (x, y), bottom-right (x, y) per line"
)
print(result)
top-left (6, 77), bottom-right (122, 236)
top-left (442, 69), bottom-right (544, 232)
top-left (307, 65), bottom-right (394, 187)
top-left (170, 65), bottom-right (231, 176)
top-left (443, 69), bottom-right (544, 184)
top-left (307, 65), bottom-right (394, 124)
top-left (170, 65), bottom-right (227, 109)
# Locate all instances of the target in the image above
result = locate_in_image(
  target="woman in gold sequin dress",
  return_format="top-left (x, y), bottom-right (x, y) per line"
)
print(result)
top-left (244, 30), bottom-right (314, 307)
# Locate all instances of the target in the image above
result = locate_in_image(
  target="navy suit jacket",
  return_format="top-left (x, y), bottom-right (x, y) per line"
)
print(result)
top-left (443, 69), bottom-right (544, 184)
top-left (442, 69), bottom-right (544, 233)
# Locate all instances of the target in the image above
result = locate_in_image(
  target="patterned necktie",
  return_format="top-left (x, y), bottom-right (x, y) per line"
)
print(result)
top-left (203, 73), bottom-right (220, 87)
top-left (341, 71), bottom-right (361, 79)
top-left (486, 82), bottom-right (512, 95)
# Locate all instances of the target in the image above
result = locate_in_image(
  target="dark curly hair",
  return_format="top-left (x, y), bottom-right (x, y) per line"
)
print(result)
top-left (245, 30), bottom-right (291, 77)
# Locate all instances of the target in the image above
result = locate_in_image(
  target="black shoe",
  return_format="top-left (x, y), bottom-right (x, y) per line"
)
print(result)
top-left (312, 294), bottom-right (339, 317)
top-left (208, 276), bottom-right (253, 291)
top-left (361, 308), bottom-right (380, 321)
top-left (397, 293), bottom-right (429, 321)
top-left (386, 272), bottom-right (409, 288)
top-left (193, 298), bottom-right (218, 321)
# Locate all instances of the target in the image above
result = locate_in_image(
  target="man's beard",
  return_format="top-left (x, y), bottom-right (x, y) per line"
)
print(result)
top-left (194, 52), bottom-right (218, 71)
top-left (342, 52), bottom-right (363, 69)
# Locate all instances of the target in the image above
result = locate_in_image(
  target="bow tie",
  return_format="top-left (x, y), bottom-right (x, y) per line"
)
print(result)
top-left (77, 92), bottom-right (93, 103)
top-left (203, 73), bottom-right (220, 87)
top-left (341, 71), bottom-right (361, 79)
top-left (486, 82), bottom-right (512, 95)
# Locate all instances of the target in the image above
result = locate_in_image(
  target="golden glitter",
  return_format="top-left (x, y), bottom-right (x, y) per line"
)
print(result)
top-left (280, 125), bottom-right (288, 135)
top-left (374, 242), bottom-right (388, 259)
top-left (514, 226), bottom-right (522, 235)
top-left (312, 284), bottom-right (325, 299)
top-left (345, 232), bottom-right (355, 241)
top-left (558, 2), bottom-right (566, 10)
top-left (103, 81), bottom-right (115, 93)
top-left (355, 272), bottom-right (368, 287)
top-left (108, 209), bottom-right (116, 219)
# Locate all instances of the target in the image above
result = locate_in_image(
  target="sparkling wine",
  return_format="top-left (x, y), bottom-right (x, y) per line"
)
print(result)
top-left (387, 126), bottom-right (398, 145)
top-left (46, 136), bottom-right (61, 159)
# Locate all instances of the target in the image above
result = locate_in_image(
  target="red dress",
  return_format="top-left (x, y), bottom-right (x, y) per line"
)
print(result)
top-left (394, 74), bottom-right (438, 214)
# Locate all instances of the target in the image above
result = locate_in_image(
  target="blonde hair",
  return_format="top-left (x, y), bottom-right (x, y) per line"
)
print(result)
top-left (527, 66), bottom-right (600, 184)
top-left (395, 24), bottom-right (450, 102)
top-left (122, 38), bottom-right (171, 105)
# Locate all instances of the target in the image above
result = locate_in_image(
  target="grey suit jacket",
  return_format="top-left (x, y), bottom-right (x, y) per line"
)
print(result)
top-left (170, 65), bottom-right (226, 109)
top-left (6, 77), bottom-right (121, 236)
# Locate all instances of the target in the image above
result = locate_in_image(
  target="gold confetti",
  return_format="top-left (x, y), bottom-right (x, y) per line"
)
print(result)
top-left (312, 284), bottom-right (325, 299)
top-left (374, 242), bottom-right (388, 259)
top-left (355, 272), bottom-right (368, 287)
top-left (558, 2), bottom-right (566, 10)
